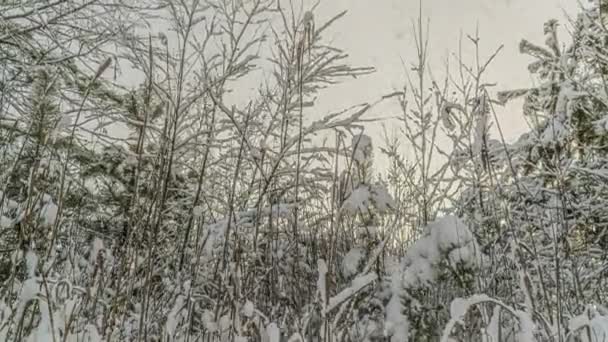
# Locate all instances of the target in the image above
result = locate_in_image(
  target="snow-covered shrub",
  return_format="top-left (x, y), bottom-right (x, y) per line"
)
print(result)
top-left (386, 215), bottom-right (486, 342)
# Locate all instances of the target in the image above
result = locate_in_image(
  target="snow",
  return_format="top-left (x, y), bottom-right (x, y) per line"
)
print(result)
top-left (370, 184), bottom-right (395, 212)
top-left (388, 215), bottom-right (485, 341)
top-left (515, 310), bottom-right (536, 342)
top-left (166, 294), bottom-right (186, 337)
top-left (399, 215), bottom-right (482, 287)
top-left (326, 272), bottom-right (376, 313)
top-left (352, 134), bottom-right (373, 163)
top-left (84, 178), bottom-right (99, 194)
top-left (26, 251), bottom-right (38, 278)
top-left (342, 247), bottom-right (364, 278)
top-left (432, 215), bottom-right (474, 251)
top-left (569, 311), bottom-right (608, 342)
top-left (450, 297), bottom-right (469, 324)
top-left (569, 313), bottom-right (589, 334)
top-left (341, 183), bottom-right (395, 214)
top-left (38, 195), bottom-right (58, 228)
top-left (589, 316), bottom-right (608, 342)
top-left (16, 277), bottom-right (40, 326)
top-left (540, 119), bottom-right (568, 144)
top-left (287, 332), bottom-right (304, 342)
top-left (202, 310), bottom-right (218, 332)
top-left (0, 190), bottom-right (18, 210)
top-left (234, 335), bottom-right (248, 342)
top-left (593, 116), bottom-right (608, 133)
top-left (0, 215), bottom-right (13, 228)
top-left (486, 306), bottom-right (500, 342)
top-left (219, 314), bottom-right (231, 331)
top-left (385, 267), bottom-right (409, 342)
top-left (242, 300), bottom-right (255, 318)
top-left (266, 322), bottom-right (280, 342)
top-left (3, 3), bottom-right (608, 342)
top-left (260, 138), bottom-right (270, 150)
top-left (28, 292), bottom-right (59, 342)
top-left (317, 259), bottom-right (328, 311)
top-left (85, 324), bottom-right (102, 342)
top-left (448, 246), bottom-right (475, 267)
top-left (91, 238), bottom-right (105, 263)
top-left (193, 205), bottom-right (203, 218)
top-left (341, 186), bottom-right (370, 213)
top-left (472, 100), bottom-right (488, 157)
top-left (202, 220), bottom-right (229, 255)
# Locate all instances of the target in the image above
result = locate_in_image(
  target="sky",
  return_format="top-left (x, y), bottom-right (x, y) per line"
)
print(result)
top-left (300, 0), bottom-right (578, 144)
top-left (114, 0), bottom-right (580, 161)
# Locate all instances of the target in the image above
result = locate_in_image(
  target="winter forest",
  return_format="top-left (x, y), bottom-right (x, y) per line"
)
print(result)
top-left (4, 0), bottom-right (608, 341)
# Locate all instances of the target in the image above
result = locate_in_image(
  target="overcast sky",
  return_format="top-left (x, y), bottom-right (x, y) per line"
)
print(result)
top-left (302, 0), bottom-right (578, 143)
top-left (119, 0), bottom-right (580, 155)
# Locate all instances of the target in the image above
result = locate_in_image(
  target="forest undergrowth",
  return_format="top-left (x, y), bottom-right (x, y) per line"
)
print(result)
top-left (2, 0), bottom-right (608, 341)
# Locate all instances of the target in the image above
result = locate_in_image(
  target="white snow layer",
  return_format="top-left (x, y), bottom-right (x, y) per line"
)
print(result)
top-left (386, 215), bottom-right (485, 342)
